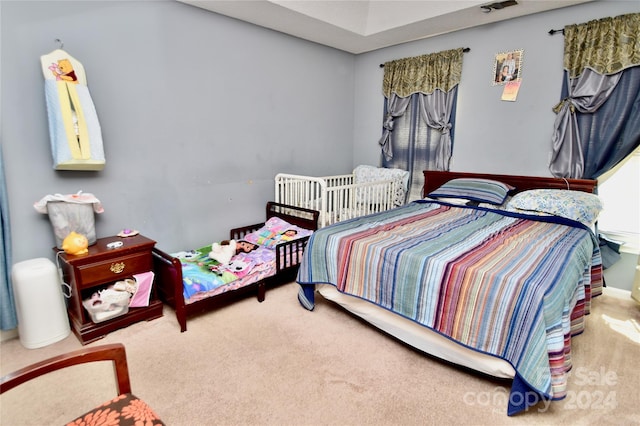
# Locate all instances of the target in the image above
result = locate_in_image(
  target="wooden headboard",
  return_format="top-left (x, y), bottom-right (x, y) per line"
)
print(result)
top-left (266, 201), bottom-right (320, 231)
top-left (423, 171), bottom-right (597, 197)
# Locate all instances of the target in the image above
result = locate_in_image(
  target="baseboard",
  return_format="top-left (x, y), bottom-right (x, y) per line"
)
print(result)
top-left (603, 286), bottom-right (633, 301)
top-left (1, 328), bottom-right (18, 343)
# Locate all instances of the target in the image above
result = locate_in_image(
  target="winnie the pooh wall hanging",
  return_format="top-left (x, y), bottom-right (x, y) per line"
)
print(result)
top-left (40, 42), bottom-right (105, 170)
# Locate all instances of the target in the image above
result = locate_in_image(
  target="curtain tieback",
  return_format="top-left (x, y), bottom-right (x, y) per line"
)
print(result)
top-left (552, 98), bottom-right (575, 114)
top-left (440, 123), bottom-right (452, 134)
top-left (382, 114), bottom-right (395, 131)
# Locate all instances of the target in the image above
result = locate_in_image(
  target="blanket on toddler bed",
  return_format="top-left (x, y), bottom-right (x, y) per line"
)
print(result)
top-left (243, 216), bottom-right (313, 248)
top-left (173, 216), bottom-right (314, 301)
top-left (173, 243), bottom-right (275, 300)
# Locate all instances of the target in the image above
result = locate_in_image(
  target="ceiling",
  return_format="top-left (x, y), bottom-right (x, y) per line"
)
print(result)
top-left (177, 0), bottom-right (593, 54)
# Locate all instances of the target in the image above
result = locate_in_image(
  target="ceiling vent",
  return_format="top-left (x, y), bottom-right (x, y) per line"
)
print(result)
top-left (481, 0), bottom-right (518, 13)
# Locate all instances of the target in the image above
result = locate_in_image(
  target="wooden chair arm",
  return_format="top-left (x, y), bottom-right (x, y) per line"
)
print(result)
top-left (1, 343), bottom-right (131, 395)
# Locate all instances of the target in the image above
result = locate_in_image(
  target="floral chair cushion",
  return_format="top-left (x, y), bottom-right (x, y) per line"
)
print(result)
top-left (66, 393), bottom-right (164, 426)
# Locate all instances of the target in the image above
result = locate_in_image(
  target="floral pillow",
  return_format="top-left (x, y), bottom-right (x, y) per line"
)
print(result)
top-left (244, 217), bottom-right (313, 248)
top-left (505, 189), bottom-right (603, 226)
top-left (427, 178), bottom-right (514, 206)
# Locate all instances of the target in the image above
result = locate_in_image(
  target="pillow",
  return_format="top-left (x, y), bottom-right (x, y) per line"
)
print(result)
top-left (427, 197), bottom-right (473, 206)
top-left (505, 206), bottom-right (551, 217)
top-left (427, 178), bottom-right (514, 205)
top-left (244, 216), bottom-right (312, 248)
top-left (505, 189), bottom-right (603, 225)
top-left (479, 196), bottom-right (512, 210)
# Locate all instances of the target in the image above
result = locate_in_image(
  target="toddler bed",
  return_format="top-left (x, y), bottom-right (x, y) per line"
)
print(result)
top-left (153, 202), bottom-right (319, 332)
top-left (297, 171), bottom-right (603, 416)
top-left (275, 165), bottom-right (409, 228)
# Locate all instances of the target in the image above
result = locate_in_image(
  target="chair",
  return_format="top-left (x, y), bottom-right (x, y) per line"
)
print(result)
top-left (1, 343), bottom-right (164, 425)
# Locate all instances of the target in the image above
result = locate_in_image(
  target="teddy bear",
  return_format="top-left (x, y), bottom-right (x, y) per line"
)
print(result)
top-left (208, 239), bottom-right (236, 264)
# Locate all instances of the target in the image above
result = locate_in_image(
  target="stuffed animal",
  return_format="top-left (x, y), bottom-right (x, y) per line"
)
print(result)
top-left (173, 250), bottom-right (201, 262)
top-left (220, 257), bottom-right (252, 278)
top-left (208, 240), bottom-right (236, 264)
top-left (62, 231), bottom-right (89, 255)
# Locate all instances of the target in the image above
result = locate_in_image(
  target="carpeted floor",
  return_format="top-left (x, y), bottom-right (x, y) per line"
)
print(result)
top-left (1, 283), bottom-right (639, 425)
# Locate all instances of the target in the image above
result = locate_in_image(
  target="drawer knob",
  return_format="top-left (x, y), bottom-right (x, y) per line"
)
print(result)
top-left (110, 262), bottom-right (125, 274)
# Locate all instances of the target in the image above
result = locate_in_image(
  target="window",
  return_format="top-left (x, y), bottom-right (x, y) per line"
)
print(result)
top-left (597, 147), bottom-right (640, 254)
top-left (382, 93), bottom-right (457, 202)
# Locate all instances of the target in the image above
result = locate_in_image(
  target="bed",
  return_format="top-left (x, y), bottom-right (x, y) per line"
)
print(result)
top-left (275, 165), bottom-right (409, 228)
top-left (153, 202), bottom-right (319, 332)
top-left (297, 170), bottom-right (603, 416)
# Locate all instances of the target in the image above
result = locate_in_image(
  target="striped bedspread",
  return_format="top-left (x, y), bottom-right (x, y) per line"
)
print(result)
top-left (297, 200), bottom-right (602, 415)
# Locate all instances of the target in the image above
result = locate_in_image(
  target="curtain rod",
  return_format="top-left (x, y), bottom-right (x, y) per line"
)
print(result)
top-left (379, 47), bottom-right (470, 68)
top-left (548, 29), bottom-right (564, 35)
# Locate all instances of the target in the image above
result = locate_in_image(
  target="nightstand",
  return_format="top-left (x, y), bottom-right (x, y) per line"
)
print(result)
top-left (55, 234), bottom-right (163, 345)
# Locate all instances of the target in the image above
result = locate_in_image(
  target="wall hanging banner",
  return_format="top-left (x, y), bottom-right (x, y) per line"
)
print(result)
top-left (40, 49), bottom-right (105, 170)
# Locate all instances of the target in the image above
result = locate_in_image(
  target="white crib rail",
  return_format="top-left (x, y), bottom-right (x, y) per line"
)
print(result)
top-left (275, 174), bottom-right (328, 226)
top-left (275, 173), bottom-right (400, 228)
top-left (322, 174), bottom-right (354, 188)
top-left (330, 180), bottom-right (397, 223)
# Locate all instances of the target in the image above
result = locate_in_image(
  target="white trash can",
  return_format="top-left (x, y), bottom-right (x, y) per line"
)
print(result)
top-left (11, 258), bottom-right (71, 349)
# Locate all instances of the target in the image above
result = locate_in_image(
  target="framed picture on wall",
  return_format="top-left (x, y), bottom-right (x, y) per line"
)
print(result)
top-left (492, 49), bottom-right (523, 85)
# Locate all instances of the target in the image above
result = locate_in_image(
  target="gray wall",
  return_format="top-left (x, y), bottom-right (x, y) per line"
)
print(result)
top-left (2, 0), bottom-right (638, 290)
top-left (353, 0), bottom-right (640, 173)
top-left (1, 1), bottom-right (355, 258)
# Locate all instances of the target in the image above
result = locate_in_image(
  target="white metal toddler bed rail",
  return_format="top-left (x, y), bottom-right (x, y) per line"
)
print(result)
top-left (275, 170), bottom-right (406, 228)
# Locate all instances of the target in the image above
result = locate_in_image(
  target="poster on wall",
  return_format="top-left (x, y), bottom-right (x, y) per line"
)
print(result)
top-left (492, 49), bottom-right (523, 85)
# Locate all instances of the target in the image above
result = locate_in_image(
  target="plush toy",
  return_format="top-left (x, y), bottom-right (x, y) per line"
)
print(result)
top-left (221, 257), bottom-right (252, 278)
top-left (208, 240), bottom-right (236, 264)
top-left (62, 231), bottom-right (89, 255)
top-left (173, 250), bottom-right (201, 262)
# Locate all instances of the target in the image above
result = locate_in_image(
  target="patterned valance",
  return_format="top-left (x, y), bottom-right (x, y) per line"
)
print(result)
top-left (382, 48), bottom-right (464, 98)
top-left (564, 13), bottom-right (640, 78)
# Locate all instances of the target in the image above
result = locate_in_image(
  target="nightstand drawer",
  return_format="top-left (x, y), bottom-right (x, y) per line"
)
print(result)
top-left (76, 252), bottom-right (152, 288)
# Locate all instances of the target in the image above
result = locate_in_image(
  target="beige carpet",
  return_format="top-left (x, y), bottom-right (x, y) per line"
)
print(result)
top-left (1, 283), bottom-right (639, 426)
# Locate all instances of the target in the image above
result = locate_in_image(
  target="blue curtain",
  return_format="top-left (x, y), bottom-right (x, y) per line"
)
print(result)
top-left (0, 145), bottom-right (17, 330)
top-left (549, 13), bottom-right (640, 178)
top-left (573, 66), bottom-right (640, 179)
top-left (382, 92), bottom-right (458, 201)
top-left (554, 66), bottom-right (640, 273)
top-left (379, 49), bottom-right (463, 201)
